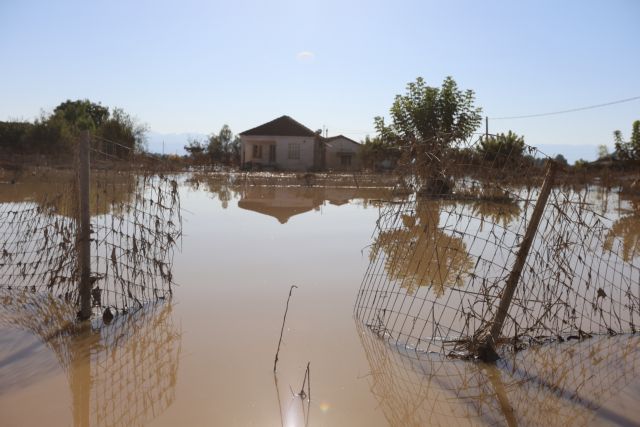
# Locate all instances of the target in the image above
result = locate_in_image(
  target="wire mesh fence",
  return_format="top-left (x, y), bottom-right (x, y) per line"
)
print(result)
top-left (0, 132), bottom-right (182, 321)
top-left (354, 136), bottom-right (640, 359)
top-left (0, 288), bottom-right (181, 426)
top-left (356, 323), bottom-right (640, 426)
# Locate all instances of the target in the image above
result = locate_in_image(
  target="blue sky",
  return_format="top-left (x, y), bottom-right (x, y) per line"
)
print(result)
top-left (1, 0), bottom-right (639, 159)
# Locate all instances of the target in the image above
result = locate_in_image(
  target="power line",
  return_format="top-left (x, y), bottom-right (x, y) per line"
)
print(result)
top-left (490, 95), bottom-right (640, 120)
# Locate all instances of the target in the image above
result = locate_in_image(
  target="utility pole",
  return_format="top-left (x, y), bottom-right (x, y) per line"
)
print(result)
top-left (485, 116), bottom-right (489, 140)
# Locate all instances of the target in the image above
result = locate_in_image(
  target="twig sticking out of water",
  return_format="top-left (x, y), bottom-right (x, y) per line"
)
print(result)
top-left (274, 285), bottom-right (298, 373)
top-left (299, 362), bottom-right (311, 400)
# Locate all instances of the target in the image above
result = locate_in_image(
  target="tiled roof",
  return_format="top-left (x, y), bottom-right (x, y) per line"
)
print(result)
top-left (240, 115), bottom-right (318, 137)
top-left (323, 135), bottom-right (361, 145)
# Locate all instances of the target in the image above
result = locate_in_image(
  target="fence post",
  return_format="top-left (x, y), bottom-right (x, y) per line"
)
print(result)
top-left (477, 160), bottom-right (556, 361)
top-left (78, 130), bottom-right (92, 320)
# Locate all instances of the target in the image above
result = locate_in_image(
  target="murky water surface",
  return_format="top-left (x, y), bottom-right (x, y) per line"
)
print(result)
top-left (1, 174), bottom-right (639, 426)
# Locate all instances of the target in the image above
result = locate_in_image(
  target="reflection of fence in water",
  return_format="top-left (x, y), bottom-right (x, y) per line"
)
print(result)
top-left (0, 289), bottom-right (181, 426)
top-left (355, 139), bottom-right (640, 357)
top-left (357, 324), bottom-right (640, 426)
top-left (0, 135), bottom-right (181, 316)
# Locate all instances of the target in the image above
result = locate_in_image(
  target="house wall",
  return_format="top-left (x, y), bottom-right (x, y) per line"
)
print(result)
top-left (324, 137), bottom-right (362, 171)
top-left (241, 135), bottom-right (319, 171)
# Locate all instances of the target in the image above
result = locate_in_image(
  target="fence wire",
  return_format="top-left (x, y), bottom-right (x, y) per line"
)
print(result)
top-left (355, 137), bottom-right (640, 358)
top-left (0, 134), bottom-right (182, 320)
top-left (357, 323), bottom-right (640, 426)
top-left (0, 288), bottom-right (181, 426)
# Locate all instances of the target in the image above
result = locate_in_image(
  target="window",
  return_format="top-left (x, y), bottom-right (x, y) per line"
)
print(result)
top-left (288, 143), bottom-right (300, 160)
top-left (341, 154), bottom-right (352, 166)
top-left (269, 145), bottom-right (276, 162)
top-left (252, 144), bottom-right (262, 159)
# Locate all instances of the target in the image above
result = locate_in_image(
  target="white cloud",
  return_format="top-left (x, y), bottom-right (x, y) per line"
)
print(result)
top-left (296, 51), bottom-right (315, 61)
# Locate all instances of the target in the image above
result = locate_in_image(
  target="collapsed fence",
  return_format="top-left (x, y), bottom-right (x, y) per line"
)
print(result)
top-left (0, 131), bottom-right (182, 321)
top-left (354, 137), bottom-right (640, 360)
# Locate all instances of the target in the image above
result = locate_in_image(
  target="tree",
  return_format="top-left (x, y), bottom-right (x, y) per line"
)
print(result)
top-left (374, 76), bottom-right (482, 155)
top-left (98, 108), bottom-right (148, 155)
top-left (184, 138), bottom-right (207, 165)
top-left (554, 154), bottom-right (568, 167)
top-left (360, 135), bottom-right (399, 170)
top-left (0, 100), bottom-right (147, 157)
top-left (53, 99), bottom-right (109, 130)
top-left (613, 120), bottom-right (640, 160)
top-left (598, 144), bottom-right (610, 160)
top-left (207, 125), bottom-right (241, 164)
top-left (477, 131), bottom-right (525, 166)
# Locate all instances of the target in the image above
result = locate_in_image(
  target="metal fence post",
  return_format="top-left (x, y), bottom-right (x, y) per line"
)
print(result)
top-left (478, 160), bottom-right (556, 361)
top-left (78, 130), bottom-right (92, 320)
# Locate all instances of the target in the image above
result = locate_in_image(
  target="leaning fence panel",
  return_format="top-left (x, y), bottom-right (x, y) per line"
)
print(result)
top-left (354, 138), bottom-right (640, 358)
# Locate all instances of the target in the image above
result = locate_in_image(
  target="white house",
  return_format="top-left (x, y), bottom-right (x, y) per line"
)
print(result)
top-left (239, 116), bottom-right (362, 171)
top-left (240, 116), bottom-right (323, 171)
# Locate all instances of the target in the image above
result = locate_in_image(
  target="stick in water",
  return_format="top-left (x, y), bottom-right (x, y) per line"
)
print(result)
top-left (299, 362), bottom-right (311, 400)
top-left (274, 285), bottom-right (298, 373)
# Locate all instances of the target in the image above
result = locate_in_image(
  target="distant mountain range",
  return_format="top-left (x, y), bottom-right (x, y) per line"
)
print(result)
top-left (534, 144), bottom-right (599, 163)
top-left (145, 131), bottom-right (207, 156)
top-left (145, 131), bottom-right (600, 164)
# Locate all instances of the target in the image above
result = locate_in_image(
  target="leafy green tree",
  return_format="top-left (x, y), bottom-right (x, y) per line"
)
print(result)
top-left (1, 100), bottom-right (146, 157)
top-left (24, 113), bottom-right (75, 154)
top-left (227, 135), bottom-right (242, 164)
top-left (53, 99), bottom-right (109, 130)
top-left (184, 138), bottom-right (208, 165)
top-left (554, 154), bottom-right (569, 167)
top-left (360, 135), bottom-right (399, 169)
top-left (477, 131), bottom-right (525, 166)
top-left (208, 124), bottom-right (240, 164)
top-left (614, 120), bottom-right (640, 160)
top-left (98, 108), bottom-right (148, 155)
top-left (574, 159), bottom-right (589, 170)
top-left (598, 144), bottom-right (610, 160)
top-left (374, 76), bottom-right (482, 155)
top-left (0, 121), bottom-right (33, 153)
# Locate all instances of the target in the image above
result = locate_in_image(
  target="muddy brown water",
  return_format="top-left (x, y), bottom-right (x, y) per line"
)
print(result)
top-left (1, 175), bottom-right (639, 426)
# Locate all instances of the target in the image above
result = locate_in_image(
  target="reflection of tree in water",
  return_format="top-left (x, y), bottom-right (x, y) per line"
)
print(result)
top-left (0, 170), bottom-right (136, 217)
top-left (356, 323), bottom-right (640, 426)
top-left (470, 200), bottom-right (522, 230)
top-left (604, 195), bottom-right (640, 261)
top-left (0, 289), bottom-right (181, 427)
top-left (369, 199), bottom-right (473, 297)
top-left (189, 174), bottom-right (241, 209)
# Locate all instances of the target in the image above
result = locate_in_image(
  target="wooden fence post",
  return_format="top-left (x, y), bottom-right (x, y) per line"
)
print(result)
top-left (78, 130), bottom-right (92, 320)
top-left (477, 160), bottom-right (556, 361)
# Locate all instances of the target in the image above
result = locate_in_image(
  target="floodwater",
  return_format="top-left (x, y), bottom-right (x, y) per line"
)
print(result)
top-left (1, 173), bottom-right (639, 426)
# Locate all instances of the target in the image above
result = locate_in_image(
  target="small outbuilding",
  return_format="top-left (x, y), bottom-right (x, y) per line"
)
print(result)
top-left (323, 135), bottom-right (362, 171)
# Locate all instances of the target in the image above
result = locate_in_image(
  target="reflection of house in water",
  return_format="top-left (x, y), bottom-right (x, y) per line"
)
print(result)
top-left (238, 187), bottom-right (324, 224)
top-left (237, 186), bottom-right (390, 224)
